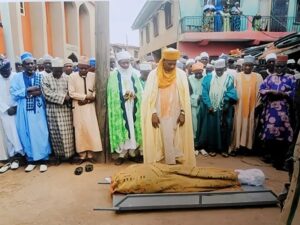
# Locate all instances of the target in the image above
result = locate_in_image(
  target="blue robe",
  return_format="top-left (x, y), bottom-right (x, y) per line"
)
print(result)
top-left (200, 73), bottom-right (238, 153)
top-left (10, 72), bottom-right (51, 162)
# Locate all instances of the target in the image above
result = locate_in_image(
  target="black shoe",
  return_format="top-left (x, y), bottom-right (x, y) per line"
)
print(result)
top-left (85, 164), bottom-right (93, 172)
top-left (74, 167), bottom-right (83, 175)
top-left (114, 157), bottom-right (125, 165)
top-left (129, 155), bottom-right (143, 163)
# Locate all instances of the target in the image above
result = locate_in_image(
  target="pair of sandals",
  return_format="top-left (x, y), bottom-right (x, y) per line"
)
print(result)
top-left (0, 160), bottom-right (19, 173)
top-left (74, 164), bottom-right (93, 175)
top-left (199, 150), bottom-right (216, 157)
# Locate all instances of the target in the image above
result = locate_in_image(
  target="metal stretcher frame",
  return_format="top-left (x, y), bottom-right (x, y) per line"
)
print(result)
top-left (94, 185), bottom-right (279, 212)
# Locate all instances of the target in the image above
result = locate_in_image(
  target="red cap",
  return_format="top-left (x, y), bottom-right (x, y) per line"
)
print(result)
top-left (277, 55), bottom-right (288, 62)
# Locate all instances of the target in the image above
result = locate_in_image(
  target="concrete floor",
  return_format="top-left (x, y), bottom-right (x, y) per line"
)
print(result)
top-left (0, 155), bottom-right (288, 225)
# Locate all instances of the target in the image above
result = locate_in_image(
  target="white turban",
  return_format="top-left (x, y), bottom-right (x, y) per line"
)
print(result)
top-left (215, 59), bottom-right (226, 69)
top-left (51, 57), bottom-right (64, 68)
top-left (200, 52), bottom-right (209, 59)
top-left (116, 51), bottom-right (132, 62)
top-left (265, 53), bottom-right (277, 62)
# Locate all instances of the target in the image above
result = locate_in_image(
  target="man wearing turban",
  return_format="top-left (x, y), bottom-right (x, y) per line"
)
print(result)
top-left (142, 48), bottom-right (196, 166)
top-left (107, 51), bottom-right (143, 165)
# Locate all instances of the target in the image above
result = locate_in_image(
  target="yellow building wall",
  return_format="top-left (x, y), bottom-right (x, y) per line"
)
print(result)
top-left (21, 2), bottom-right (33, 53)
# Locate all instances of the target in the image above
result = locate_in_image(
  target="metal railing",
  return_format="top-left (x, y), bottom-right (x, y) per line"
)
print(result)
top-left (180, 15), bottom-right (300, 33)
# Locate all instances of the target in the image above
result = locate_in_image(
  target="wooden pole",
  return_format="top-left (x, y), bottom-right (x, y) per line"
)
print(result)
top-left (95, 1), bottom-right (110, 163)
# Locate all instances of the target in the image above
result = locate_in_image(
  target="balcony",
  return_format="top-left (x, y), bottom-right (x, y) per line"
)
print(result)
top-left (180, 16), bottom-right (300, 33)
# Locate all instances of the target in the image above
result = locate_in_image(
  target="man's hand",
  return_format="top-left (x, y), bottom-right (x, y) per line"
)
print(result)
top-left (27, 86), bottom-right (40, 92)
top-left (7, 106), bottom-right (17, 116)
top-left (151, 113), bottom-right (160, 128)
top-left (86, 95), bottom-right (95, 101)
top-left (177, 113), bottom-right (185, 126)
top-left (78, 99), bottom-right (88, 106)
top-left (30, 90), bottom-right (42, 97)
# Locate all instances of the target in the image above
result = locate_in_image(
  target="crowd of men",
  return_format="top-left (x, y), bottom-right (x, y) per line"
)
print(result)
top-left (0, 47), bottom-right (299, 174)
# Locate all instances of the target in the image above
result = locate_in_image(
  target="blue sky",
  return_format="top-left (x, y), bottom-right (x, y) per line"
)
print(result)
top-left (109, 0), bottom-right (146, 46)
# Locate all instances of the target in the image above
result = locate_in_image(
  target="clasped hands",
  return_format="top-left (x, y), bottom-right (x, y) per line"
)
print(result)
top-left (78, 94), bottom-right (95, 106)
top-left (27, 86), bottom-right (42, 97)
top-left (151, 112), bottom-right (185, 128)
top-left (123, 91), bottom-right (136, 101)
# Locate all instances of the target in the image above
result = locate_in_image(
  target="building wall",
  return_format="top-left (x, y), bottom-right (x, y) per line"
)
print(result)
top-left (138, 0), bottom-right (180, 57)
top-left (0, 1), bottom-right (95, 63)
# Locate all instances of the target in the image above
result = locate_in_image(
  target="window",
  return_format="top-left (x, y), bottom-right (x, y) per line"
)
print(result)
top-left (153, 14), bottom-right (159, 37)
top-left (164, 2), bottom-right (172, 29)
top-left (146, 24), bottom-right (150, 44)
top-left (20, 2), bottom-right (25, 16)
top-left (296, 0), bottom-right (300, 23)
top-left (140, 29), bottom-right (144, 45)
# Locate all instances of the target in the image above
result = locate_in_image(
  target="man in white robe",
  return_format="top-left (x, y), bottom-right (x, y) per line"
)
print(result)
top-left (0, 58), bottom-right (24, 172)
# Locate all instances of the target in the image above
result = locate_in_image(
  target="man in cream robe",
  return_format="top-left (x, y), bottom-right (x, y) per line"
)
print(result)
top-left (68, 56), bottom-right (102, 163)
top-left (230, 55), bottom-right (263, 154)
top-left (142, 48), bottom-right (196, 166)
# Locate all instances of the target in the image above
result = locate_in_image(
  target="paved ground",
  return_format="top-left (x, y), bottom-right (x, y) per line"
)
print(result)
top-left (0, 155), bottom-right (288, 225)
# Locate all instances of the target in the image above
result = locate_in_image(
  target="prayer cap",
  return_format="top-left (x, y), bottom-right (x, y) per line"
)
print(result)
top-left (162, 48), bottom-right (180, 61)
top-left (37, 58), bottom-right (44, 65)
top-left (192, 62), bottom-right (204, 72)
top-left (145, 55), bottom-right (155, 62)
top-left (219, 53), bottom-right (228, 61)
top-left (20, 52), bottom-right (33, 62)
top-left (186, 58), bottom-right (195, 66)
top-left (43, 54), bottom-right (53, 62)
top-left (206, 63), bottom-right (214, 70)
top-left (51, 57), bottom-right (64, 68)
top-left (244, 55), bottom-right (255, 64)
top-left (139, 62), bottom-right (152, 71)
top-left (287, 59), bottom-right (296, 64)
top-left (64, 58), bottom-right (73, 66)
top-left (265, 53), bottom-right (277, 62)
top-left (215, 59), bottom-right (226, 69)
top-left (116, 51), bottom-right (131, 62)
top-left (89, 58), bottom-right (96, 67)
top-left (195, 56), bottom-right (201, 61)
top-left (236, 58), bottom-right (244, 66)
top-left (199, 52), bottom-right (209, 59)
top-left (277, 55), bottom-right (288, 63)
top-left (78, 56), bottom-right (90, 65)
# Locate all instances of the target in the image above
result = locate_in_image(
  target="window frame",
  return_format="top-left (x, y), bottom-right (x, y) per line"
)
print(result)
top-left (153, 14), bottom-right (159, 37)
top-left (146, 24), bottom-right (150, 44)
top-left (20, 2), bottom-right (25, 16)
top-left (164, 2), bottom-right (173, 29)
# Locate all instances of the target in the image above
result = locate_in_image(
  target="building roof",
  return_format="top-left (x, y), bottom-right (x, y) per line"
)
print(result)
top-left (131, 0), bottom-right (164, 30)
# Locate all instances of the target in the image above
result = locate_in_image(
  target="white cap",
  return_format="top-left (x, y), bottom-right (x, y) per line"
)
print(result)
top-left (236, 58), bottom-right (244, 66)
top-left (43, 54), bottom-right (53, 62)
top-left (200, 52), bottom-right (209, 59)
top-left (215, 59), bottom-right (226, 69)
top-left (186, 58), bottom-right (195, 66)
top-left (244, 55), bottom-right (255, 64)
top-left (265, 53), bottom-right (277, 62)
top-left (116, 51), bottom-right (132, 62)
top-left (51, 57), bottom-right (64, 68)
top-left (287, 59), bottom-right (296, 64)
top-left (139, 63), bottom-right (152, 71)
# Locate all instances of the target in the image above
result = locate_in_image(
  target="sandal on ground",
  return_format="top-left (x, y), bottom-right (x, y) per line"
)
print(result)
top-left (11, 160), bottom-right (20, 170)
top-left (0, 163), bottom-right (11, 173)
top-left (221, 153), bottom-right (229, 158)
top-left (25, 164), bottom-right (36, 172)
top-left (85, 164), bottom-right (93, 172)
top-left (209, 152), bottom-right (217, 157)
top-left (74, 167), bottom-right (83, 175)
top-left (200, 149), bottom-right (209, 157)
top-left (114, 157), bottom-right (125, 165)
top-left (40, 164), bottom-right (48, 173)
top-left (229, 151), bottom-right (237, 157)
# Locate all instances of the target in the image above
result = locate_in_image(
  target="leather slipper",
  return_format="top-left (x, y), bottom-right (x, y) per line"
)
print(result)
top-left (74, 167), bottom-right (83, 175)
top-left (85, 164), bottom-right (93, 172)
